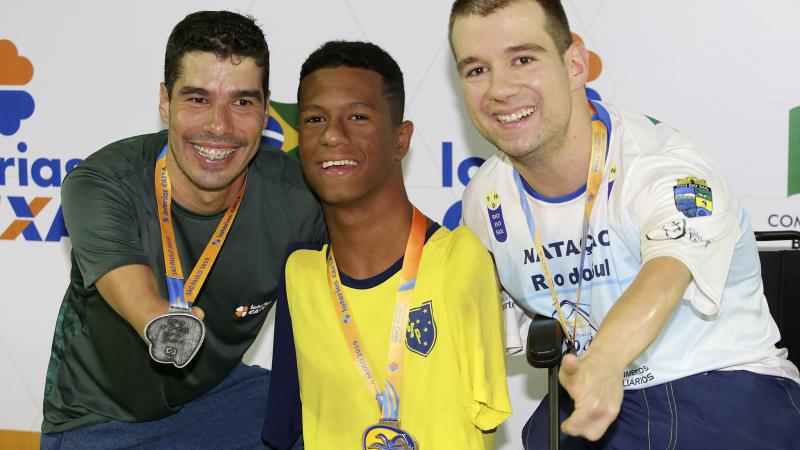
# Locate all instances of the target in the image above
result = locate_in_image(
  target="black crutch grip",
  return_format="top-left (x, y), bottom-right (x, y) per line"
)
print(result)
top-left (526, 314), bottom-right (565, 368)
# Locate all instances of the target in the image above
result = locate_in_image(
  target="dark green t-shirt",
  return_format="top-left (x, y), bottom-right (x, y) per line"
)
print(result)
top-left (42, 131), bottom-right (325, 433)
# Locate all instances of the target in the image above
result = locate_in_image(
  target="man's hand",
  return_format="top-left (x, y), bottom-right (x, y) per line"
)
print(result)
top-left (558, 350), bottom-right (623, 441)
top-left (557, 257), bottom-right (691, 441)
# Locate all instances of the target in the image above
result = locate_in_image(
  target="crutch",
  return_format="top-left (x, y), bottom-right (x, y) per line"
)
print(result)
top-left (526, 314), bottom-right (565, 450)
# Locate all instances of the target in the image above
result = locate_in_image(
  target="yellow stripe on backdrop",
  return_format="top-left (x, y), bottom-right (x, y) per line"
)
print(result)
top-left (0, 429), bottom-right (40, 449)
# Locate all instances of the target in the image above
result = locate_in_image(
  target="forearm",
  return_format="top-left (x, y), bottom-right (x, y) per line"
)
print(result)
top-left (95, 264), bottom-right (172, 342)
top-left (585, 256), bottom-right (692, 372)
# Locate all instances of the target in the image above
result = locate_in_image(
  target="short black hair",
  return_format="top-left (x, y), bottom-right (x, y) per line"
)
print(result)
top-left (164, 10), bottom-right (270, 99)
top-left (449, 0), bottom-right (572, 55)
top-left (299, 41), bottom-right (405, 124)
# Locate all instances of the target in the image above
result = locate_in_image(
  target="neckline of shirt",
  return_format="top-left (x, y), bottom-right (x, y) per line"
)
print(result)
top-left (337, 223), bottom-right (441, 290)
top-left (518, 99), bottom-right (612, 205)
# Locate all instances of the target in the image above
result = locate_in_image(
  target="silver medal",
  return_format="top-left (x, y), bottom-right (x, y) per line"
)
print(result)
top-left (144, 311), bottom-right (205, 368)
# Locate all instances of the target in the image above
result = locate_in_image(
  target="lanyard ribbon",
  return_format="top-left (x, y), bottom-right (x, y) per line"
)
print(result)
top-left (327, 207), bottom-right (427, 422)
top-left (154, 145), bottom-right (246, 311)
top-left (513, 112), bottom-right (607, 345)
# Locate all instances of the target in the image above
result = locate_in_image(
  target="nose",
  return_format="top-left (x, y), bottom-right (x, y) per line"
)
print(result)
top-left (204, 102), bottom-right (234, 136)
top-left (487, 67), bottom-right (520, 102)
top-left (319, 117), bottom-right (350, 147)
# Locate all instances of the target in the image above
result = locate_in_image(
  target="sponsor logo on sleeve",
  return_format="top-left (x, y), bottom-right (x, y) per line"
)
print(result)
top-left (673, 176), bottom-right (713, 218)
top-left (645, 219), bottom-right (712, 247)
top-left (485, 191), bottom-right (508, 243)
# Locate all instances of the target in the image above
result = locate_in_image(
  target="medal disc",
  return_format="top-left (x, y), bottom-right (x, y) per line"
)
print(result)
top-left (362, 422), bottom-right (418, 450)
top-left (144, 312), bottom-right (205, 368)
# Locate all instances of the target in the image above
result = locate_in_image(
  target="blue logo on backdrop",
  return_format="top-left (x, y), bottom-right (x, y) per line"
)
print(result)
top-left (441, 142), bottom-right (485, 230)
top-left (0, 91), bottom-right (34, 136)
top-left (0, 39), bottom-right (83, 242)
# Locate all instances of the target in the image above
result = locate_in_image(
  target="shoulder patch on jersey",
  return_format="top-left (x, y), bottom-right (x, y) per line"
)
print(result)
top-left (406, 301), bottom-right (436, 357)
top-left (485, 191), bottom-right (508, 242)
top-left (673, 176), bottom-right (713, 218)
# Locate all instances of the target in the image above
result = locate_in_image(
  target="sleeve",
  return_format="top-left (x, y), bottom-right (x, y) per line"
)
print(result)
top-left (463, 182), bottom-right (524, 354)
top-left (628, 146), bottom-right (741, 316)
top-left (448, 227), bottom-right (513, 431)
top-left (311, 203), bottom-right (329, 245)
top-left (503, 291), bottom-right (532, 356)
top-left (61, 168), bottom-right (149, 288)
top-left (461, 179), bottom-right (493, 250)
top-left (262, 267), bottom-right (302, 449)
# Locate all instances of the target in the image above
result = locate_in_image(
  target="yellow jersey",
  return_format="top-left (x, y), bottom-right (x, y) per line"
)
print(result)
top-left (264, 225), bottom-right (511, 449)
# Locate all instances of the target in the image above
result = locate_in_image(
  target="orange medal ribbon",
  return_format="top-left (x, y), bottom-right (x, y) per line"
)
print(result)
top-left (327, 207), bottom-right (427, 424)
top-left (513, 111), bottom-right (607, 346)
top-left (154, 145), bottom-right (246, 311)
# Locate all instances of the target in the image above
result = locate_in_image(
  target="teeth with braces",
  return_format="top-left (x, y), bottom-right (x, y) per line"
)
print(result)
top-left (194, 144), bottom-right (236, 161)
top-left (322, 160), bottom-right (358, 169)
top-left (497, 107), bottom-right (536, 124)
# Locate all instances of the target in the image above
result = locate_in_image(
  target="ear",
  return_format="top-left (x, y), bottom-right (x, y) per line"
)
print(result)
top-left (394, 120), bottom-right (414, 161)
top-left (564, 41), bottom-right (590, 91)
top-left (159, 83), bottom-right (170, 123)
top-left (262, 89), bottom-right (271, 129)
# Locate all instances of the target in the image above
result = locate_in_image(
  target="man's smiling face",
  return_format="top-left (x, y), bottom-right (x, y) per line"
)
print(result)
top-left (160, 51), bottom-right (268, 197)
top-left (452, 1), bottom-right (579, 161)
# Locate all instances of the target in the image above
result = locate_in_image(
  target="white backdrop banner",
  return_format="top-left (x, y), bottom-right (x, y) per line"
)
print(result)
top-left (1, 1), bottom-right (798, 447)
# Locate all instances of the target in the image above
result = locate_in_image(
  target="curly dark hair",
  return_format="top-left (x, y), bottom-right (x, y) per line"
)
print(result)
top-left (299, 41), bottom-right (405, 124)
top-left (164, 10), bottom-right (269, 99)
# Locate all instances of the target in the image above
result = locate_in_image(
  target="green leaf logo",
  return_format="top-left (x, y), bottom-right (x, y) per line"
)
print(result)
top-left (790, 107), bottom-right (800, 196)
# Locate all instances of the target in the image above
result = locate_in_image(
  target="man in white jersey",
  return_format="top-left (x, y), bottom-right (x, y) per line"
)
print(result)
top-left (449, 0), bottom-right (800, 448)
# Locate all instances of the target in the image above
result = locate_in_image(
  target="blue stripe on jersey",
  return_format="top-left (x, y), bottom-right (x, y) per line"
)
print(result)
top-left (518, 174), bottom-right (586, 203)
top-left (339, 223), bottom-right (442, 290)
top-left (520, 100), bottom-right (614, 204)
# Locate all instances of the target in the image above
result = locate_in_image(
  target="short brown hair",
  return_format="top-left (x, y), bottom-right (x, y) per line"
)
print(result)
top-left (448, 0), bottom-right (573, 55)
top-left (164, 11), bottom-right (270, 99)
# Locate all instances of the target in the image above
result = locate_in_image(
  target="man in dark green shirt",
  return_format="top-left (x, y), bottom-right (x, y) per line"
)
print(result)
top-left (41, 11), bottom-right (323, 449)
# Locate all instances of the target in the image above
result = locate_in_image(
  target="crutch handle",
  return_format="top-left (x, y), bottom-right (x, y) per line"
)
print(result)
top-left (527, 315), bottom-right (565, 450)
top-left (526, 315), bottom-right (565, 368)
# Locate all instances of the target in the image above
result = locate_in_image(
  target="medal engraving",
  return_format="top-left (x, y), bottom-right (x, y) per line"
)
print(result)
top-left (145, 313), bottom-right (205, 368)
top-left (363, 422), bottom-right (418, 450)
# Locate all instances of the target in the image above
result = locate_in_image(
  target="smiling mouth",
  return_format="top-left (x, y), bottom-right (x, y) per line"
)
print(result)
top-left (496, 107), bottom-right (536, 124)
top-left (193, 144), bottom-right (237, 161)
top-left (321, 159), bottom-right (359, 169)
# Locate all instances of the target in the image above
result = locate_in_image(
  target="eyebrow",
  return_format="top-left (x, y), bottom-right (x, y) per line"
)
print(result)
top-left (456, 57), bottom-right (480, 72)
top-left (456, 43), bottom-right (548, 71)
top-left (233, 89), bottom-right (265, 101)
top-left (299, 101), bottom-right (377, 113)
top-left (177, 86), bottom-right (264, 101)
top-left (299, 104), bottom-right (322, 113)
top-left (178, 86), bottom-right (210, 97)
top-left (506, 43), bottom-right (547, 54)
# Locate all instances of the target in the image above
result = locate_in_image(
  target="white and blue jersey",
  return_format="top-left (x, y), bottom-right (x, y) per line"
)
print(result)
top-left (462, 101), bottom-right (799, 388)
